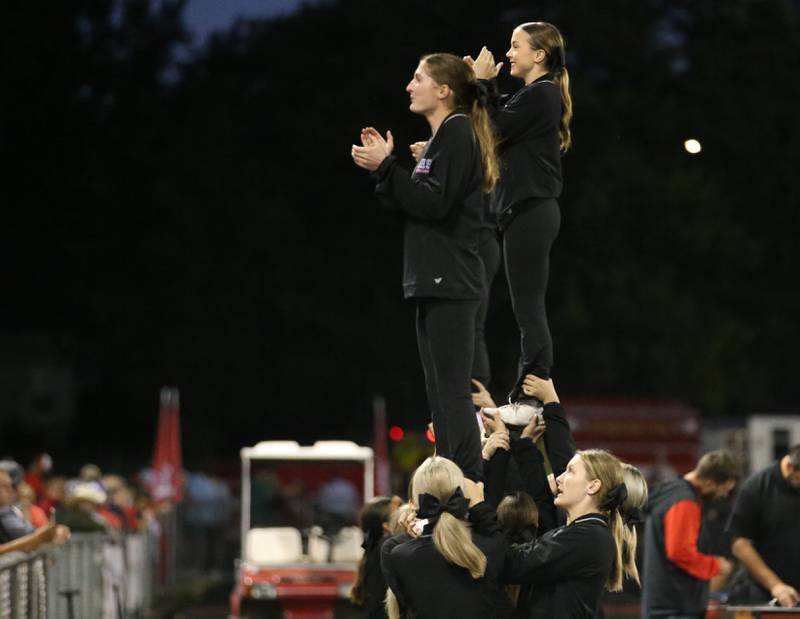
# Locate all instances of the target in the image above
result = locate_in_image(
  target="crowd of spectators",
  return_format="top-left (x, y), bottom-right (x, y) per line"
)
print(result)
top-left (0, 453), bottom-right (160, 557)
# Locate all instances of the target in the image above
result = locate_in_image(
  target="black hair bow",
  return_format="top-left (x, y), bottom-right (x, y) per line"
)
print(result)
top-left (417, 487), bottom-right (470, 520)
top-left (549, 46), bottom-right (566, 73)
top-left (623, 506), bottom-right (645, 526)
top-left (600, 483), bottom-right (628, 511)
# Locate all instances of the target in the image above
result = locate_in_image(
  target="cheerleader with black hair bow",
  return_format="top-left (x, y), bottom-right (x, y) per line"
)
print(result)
top-left (470, 450), bottom-right (638, 618)
top-left (381, 456), bottom-right (512, 619)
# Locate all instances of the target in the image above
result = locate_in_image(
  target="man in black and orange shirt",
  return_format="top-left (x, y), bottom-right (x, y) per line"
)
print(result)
top-left (641, 450), bottom-right (740, 619)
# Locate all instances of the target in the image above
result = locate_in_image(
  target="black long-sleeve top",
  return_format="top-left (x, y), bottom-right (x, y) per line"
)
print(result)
top-left (483, 74), bottom-right (563, 224)
top-left (540, 401), bottom-right (576, 480)
top-left (371, 112), bottom-right (485, 300)
top-left (380, 526), bottom-right (511, 619)
top-left (511, 437), bottom-right (559, 534)
top-left (470, 502), bottom-right (615, 619)
top-left (361, 539), bottom-right (390, 618)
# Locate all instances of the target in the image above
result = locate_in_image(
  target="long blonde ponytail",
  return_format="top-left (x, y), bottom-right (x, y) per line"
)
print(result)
top-left (620, 462), bottom-right (648, 586)
top-left (577, 449), bottom-right (638, 592)
top-left (433, 511), bottom-right (487, 579)
top-left (412, 456), bottom-right (487, 578)
top-left (555, 67), bottom-right (573, 152)
top-left (386, 589), bottom-right (401, 619)
top-left (471, 100), bottom-right (499, 191)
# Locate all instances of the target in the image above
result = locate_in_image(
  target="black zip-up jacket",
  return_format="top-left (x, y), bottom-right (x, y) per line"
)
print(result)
top-left (469, 502), bottom-right (615, 619)
top-left (381, 526), bottom-right (512, 619)
top-left (484, 74), bottom-right (563, 224)
top-left (371, 112), bottom-right (485, 299)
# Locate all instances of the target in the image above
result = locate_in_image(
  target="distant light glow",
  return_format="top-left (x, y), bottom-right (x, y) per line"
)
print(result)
top-left (389, 426), bottom-right (405, 442)
top-left (684, 138), bottom-right (702, 154)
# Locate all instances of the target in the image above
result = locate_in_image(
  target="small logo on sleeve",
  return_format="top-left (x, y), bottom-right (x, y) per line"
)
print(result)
top-left (414, 158), bottom-right (432, 174)
top-left (434, 277), bottom-right (443, 284)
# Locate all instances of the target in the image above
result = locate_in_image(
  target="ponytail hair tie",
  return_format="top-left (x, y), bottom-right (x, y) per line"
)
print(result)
top-left (623, 506), bottom-right (645, 526)
top-left (600, 483), bottom-right (628, 512)
top-left (467, 80), bottom-right (489, 108)
top-left (549, 46), bottom-right (566, 74)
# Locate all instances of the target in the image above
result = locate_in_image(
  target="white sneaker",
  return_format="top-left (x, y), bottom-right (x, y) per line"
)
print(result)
top-left (487, 400), bottom-right (543, 427)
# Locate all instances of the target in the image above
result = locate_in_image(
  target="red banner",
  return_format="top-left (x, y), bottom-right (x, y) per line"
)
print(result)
top-left (151, 387), bottom-right (183, 503)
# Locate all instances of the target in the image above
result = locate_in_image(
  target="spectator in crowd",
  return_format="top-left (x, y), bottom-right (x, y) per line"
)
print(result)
top-left (56, 482), bottom-right (116, 535)
top-left (0, 459), bottom-right (23, 487)
top-left (317, 477), bottom-right (360, 534)
top-left (183, 472), bottom-right (234, 572)
top-left (111, 483), bottom-right (140, 532)
top-left (102, 474), bottom-right (139, 532)
top-left (0, 469), bottom-right (70, 554)
top-left (80, 463), bottom-right (102, 482)
top-left (16, 481), bottom-right (48, 528)
top-left (38, 476), bottom-right (66, 515)
top-left (350, 495), bottom-right (402, 618)
top-left (250, 469), bottom-right (281, 527)
top-left (641, 450), bottom-right (739, 619)
top-left (24, 453), bottom-right (52, 502)
top-left (727, 443), bottom-right (800, 608)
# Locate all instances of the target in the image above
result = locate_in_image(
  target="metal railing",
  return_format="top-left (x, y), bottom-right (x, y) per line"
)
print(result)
top-left (0, 532), bottom-right (155, 619)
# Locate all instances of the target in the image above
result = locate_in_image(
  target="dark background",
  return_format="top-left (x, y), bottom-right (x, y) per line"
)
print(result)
top-left (2, 0), bottom-right (799, 470)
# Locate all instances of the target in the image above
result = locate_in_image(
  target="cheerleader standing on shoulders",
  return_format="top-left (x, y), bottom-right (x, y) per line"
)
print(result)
top-left (466, 22), bottom-right (572, 427)
top-left (352, 53), bottom-right (499, 482)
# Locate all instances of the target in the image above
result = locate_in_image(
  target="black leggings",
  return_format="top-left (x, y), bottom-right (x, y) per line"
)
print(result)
top-left (416, 298), bottom-right (483, 481)
top-left (503, 199), bottom-right (560, 401)
top-left (472, 230), bottom-right (501, 387)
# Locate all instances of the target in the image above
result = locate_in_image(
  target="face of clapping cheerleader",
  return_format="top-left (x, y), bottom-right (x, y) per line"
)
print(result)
top-left (554, 454), bottom-right (601, 512)
top-left (406, 62), bottom-right (450, 116)
top-left (506, 28), bottom-right (546, 81)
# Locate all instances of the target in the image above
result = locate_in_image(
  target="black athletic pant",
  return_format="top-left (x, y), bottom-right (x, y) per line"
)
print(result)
top-left (416, 297), bottom-right (483, 482)
top-left (503, 198), bottom-right (560, 401)
top-left (472, 229), bottom-right (501, 387)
